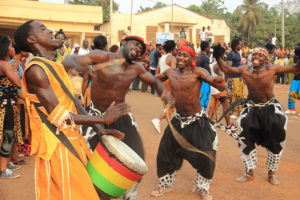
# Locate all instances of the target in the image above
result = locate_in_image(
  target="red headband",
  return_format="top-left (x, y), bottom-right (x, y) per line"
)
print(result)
top-left (253, 47), bottom-right (269, 59)
top-left (177, 45), bottom-right (196, 68)
top-left (178, 45), bottom-right (195, 57)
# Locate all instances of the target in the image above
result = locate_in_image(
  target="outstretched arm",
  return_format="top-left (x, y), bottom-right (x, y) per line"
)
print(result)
top-left (196, 67), bottom-right (226, 91)
top-left (155, 68), bottom-right (171, 83)
top-left (213, 44), bottom-right (244, 75)
top-left (63, 50), bottom-right (112, 73)
top-left (137, 63), bottom-right (170, 103)
top-left (272, 59), bottom-right (300, 74)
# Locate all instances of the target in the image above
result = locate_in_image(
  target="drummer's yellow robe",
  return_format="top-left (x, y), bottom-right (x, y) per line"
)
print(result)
top-left (22, 57), bottom-right (99, 200)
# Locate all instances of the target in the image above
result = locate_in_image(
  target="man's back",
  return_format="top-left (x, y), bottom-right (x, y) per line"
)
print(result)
top-left (196, 53), bottom-right (211, 74)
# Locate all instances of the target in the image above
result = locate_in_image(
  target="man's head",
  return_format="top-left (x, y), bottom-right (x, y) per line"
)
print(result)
top-left (93, 35), bottom-right (108, 51)
top-left (231, 37), bottom-right (242, 51)
top-left (162, 40), bottom-right (176, 55)
top-left (14, 20), bottom-right (59, 54)
top-left (252, 47), bottom-right (269, 67)
top-left (82, 39), bottom-right (89, 49)
top-left (55, 29), bottom-right (66, 47)
top-left (122, 35), bottom-right (146, 61)
top-left (0, 35), bottom-right (15, 60)
top-left (202, 26), bottom-right (205, 31)
top-left (176, 45), bottom-right (195, 69)
top-left (200, 41), bottom-right (210, 54)
top-left (207, 26), bottom-right (211, 30)
top-left (181, 27), bottom-right (184, 31)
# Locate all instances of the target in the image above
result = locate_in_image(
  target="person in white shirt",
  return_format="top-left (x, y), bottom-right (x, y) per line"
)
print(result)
top-left (271, 34), bottom-right (277, 46)
top-left (71, 43), bottom-right (80, 55)
top-left (206, 26), bottom-right (213, 46)
top-left (199, 26), bottom-right (206, 43)
top-left (78, 39), bottom-right (90, 55)
top-left (151, 40), bottom-right (176, 134)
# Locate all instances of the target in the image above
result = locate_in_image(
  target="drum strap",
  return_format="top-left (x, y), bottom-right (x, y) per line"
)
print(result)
top-left (30, 58), bottom-right (95, 164)
top-left (34, 104), bottom-right (84, 164)
top-left (31, 58), bottom-right (102, 132)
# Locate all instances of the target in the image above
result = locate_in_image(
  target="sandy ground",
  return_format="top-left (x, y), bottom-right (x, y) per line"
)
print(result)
top-left (0, 84), bottom-right (300, 200)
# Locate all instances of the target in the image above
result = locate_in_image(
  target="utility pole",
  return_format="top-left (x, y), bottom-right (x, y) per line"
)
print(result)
top-left (171, 0), bottom-right (174, 33)
top-left (130, 0), bottom-right (133, 35)
top-left (110, 0), bottom-right (113, 46)
top-left (281, 0), bottom-right (285, 48)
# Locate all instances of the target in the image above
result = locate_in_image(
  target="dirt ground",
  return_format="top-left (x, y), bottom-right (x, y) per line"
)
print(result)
top-left (0, 84), bottom-right (299, 200)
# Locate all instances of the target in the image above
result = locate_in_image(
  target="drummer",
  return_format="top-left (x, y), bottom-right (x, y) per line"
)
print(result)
top-left (63, 35), bottom-right (170, 200)
top-left (14, 20), bottom-right (130, 200)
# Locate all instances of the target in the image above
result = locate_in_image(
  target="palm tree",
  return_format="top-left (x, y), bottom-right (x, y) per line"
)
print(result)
top-left (235, 0), bottom-right (264, 43)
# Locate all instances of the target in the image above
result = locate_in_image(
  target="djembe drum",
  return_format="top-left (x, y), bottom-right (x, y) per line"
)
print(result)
top-left (87, 135), bottom-right (148, 199)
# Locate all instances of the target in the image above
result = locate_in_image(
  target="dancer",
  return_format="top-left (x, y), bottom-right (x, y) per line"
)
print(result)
top-left (152, 40), bottom-right (177, 134)
top-left (63, 35), bottom-right (170, 200)
top-left (0, 35), bottom-right (23, 179)
top-left (14, 20), bottom-right (130, 200)
top-left (151, 45), bottom-right (226, 200)
top-left (214, 44), bottom-right (300, 185)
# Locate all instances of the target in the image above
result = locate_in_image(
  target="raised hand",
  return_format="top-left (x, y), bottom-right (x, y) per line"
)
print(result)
top-left (102, 101), bottom-right (131, 124)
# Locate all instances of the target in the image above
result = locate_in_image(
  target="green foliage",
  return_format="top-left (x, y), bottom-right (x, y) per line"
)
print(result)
top-left (187, 0), bottom-right (226, 19)
top-left (137, 2), bottom-right (166, 13)
top-left (186, 0), bottom-right (300, 47)
top-left (69, 0), bottom-right (119, 21)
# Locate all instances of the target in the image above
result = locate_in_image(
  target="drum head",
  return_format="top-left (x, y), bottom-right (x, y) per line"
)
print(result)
top-left (102, 135), bottom-right (148, 175)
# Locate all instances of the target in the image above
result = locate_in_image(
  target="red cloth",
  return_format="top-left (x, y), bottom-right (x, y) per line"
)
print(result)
top-left (177, 45), bottom-right (196, 68)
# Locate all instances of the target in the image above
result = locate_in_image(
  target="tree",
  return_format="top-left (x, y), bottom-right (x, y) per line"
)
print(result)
top-left (69, 0), bottom-right (119, 21)
top-left (137, 2), bottom-right (166, 13)
top-left (187, 0), bottom-right (226, 19)
top-left (235, 0), bottom-right (264, 43)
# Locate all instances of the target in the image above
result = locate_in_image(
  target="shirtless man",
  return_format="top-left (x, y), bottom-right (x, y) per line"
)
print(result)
top-left (13, 20), bottom-right (130, 200)
top-left (151, 45), bottom-right (226, 200)
top-left (63, 35), bottom-right (169, 200)
top-left (213, 44), bottom-right (300, 185)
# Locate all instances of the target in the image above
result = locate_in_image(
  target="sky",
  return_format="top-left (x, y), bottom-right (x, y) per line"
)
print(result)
top-left (41, 0), bottom-right (282, 13)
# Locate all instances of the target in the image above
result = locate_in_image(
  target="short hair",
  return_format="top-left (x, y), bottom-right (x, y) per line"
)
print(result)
top-left (0, 35), bottom-right (11, 60)
top-left (200, 41), bottom-right (209, 51)
top-left (162, 40), bottom-right (176, 53)
top-left (156, 44), bottom-right (162, 49)
top-left (55, 29), bottom-right (66, 40)
top-left (265, 44), bottom-right (275, 52)
top-left (109, 44), bottom-right (119, 53)
top-left (14, 20), bottom-right (34, 52)
top-left (93, 35), bottom-right (107, 51)
top-left (231, 37), bottom-right (242, 50)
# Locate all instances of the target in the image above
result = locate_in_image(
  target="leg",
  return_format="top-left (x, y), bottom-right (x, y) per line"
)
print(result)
top-left (150, 69), bottom-right (156, 94)
top-left (235, 108), bottom-right (257, 182)
top-left (266, 102), bottom-right (287, 185)
top-left (200, 81), bottom-right (211, 112)
top-left (286, 80), bottom-right (297, 112)
top-left (151, 123), bottom-right (183, 197)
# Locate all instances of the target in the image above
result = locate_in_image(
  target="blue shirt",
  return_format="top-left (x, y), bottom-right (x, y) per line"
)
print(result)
top-left (227, 51), bottom-right (241, 78)
top-left (150, 50), bottom-right (161, 70)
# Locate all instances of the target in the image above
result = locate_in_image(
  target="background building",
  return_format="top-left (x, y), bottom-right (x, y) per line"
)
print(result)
top-left (0, 0), bottom-right (106, 47)
top-left (101, 4), bottom-right (231, 47)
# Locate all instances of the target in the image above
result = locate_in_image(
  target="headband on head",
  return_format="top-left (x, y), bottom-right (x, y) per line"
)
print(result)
top-left (124, 35), bottom-right (146, 55)
top-left (253, 47), bottom-right (269, 59)
top-left (178, 45), bottom-right (195, 57)
top-left (177, 45), bottom-right (196, 68)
